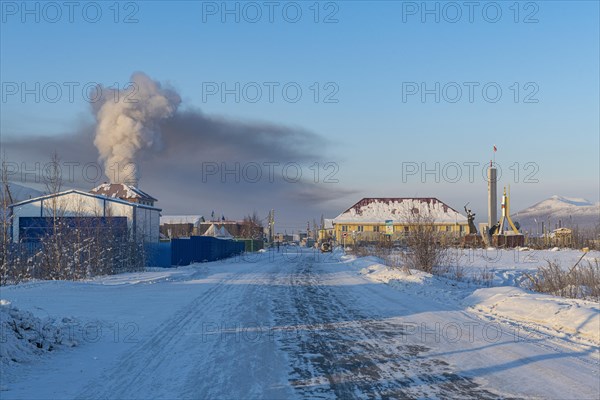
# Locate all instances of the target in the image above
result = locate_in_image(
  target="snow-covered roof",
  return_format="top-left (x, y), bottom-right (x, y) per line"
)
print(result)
top-left (333, 198), bottom-right (467, 224)
top-left (9, 189), bottom-right (161, 211)
top-left (203, 223), bottom-right (234, 239)
top-left (90, 183), bottom-right (157, 202)
top-left (324, 219), bottom-right (334, 230)
top-left (160, 215), bottom-right (204, 225)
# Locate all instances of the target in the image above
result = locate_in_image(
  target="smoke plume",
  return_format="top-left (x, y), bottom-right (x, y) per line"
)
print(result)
top-left (1, 72), bottom-right (356, 224)
top-left (92, 72), bottom-right (181, 184)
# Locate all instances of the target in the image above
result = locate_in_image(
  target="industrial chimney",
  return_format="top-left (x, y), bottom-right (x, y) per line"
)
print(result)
top-left (487, 161), bottom-right (497, 229)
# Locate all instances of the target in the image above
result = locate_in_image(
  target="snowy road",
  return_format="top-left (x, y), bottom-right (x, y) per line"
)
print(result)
top-left (2, 248), bottom-right (599, 399)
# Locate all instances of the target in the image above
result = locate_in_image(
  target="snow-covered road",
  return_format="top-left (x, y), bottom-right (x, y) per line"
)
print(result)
top-left (1, 248), bottom-right (599, 399)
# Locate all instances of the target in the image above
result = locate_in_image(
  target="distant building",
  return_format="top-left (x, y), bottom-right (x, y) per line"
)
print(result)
top-left (9, 188), bottom-right (161, 243)
top-left (160, 215), bottom-right (204, 238)
top-left (318, 219), bottom-right (334, 242)
top-left (275, 233), bottom-right (294, 243)
top-left (332, 197), bottom-right (468, 244)
top-left (198, 220), bottom-right (263, 239)
top-left (549, 227), bottom-right (573, 247)
top-left (160, 217), bottom-right (264, 240)
top-left (203, 223), bottom-right (234, 239)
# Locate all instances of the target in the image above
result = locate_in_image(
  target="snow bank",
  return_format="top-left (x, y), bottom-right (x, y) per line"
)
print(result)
top-left (359, 262), bottom-right (431, 285)
top-left (345, 252), bottom-right (600, 346)
top-left (464, 287), bottom-right (600, 344)
top-left (88, 265), bottom-right (201, 286)
top-left (0, 301), bottom-right (80, 384)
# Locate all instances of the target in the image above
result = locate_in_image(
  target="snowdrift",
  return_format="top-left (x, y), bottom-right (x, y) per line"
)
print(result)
top-left (0, 300), bottom-right (79, 367)
top-left (464, 287), bottom-right (600, 344)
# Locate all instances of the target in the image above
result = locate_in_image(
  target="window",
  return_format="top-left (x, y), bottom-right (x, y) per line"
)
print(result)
top-left (404, 226), bottom-right (409, 233)
top-left (342, 225), bottom-right (348, 232)
top-left (373, 225), bottom-right (380, 232)
top-left (357, 225), bottom-right (364, 232)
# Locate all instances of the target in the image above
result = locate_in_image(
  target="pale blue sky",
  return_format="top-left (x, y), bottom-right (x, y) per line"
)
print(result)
top-left (1, 1), bottom-right (598, 229)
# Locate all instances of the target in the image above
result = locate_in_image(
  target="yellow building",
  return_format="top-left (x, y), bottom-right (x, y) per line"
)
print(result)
top-left (318, 219), bottom-right (334, 242)
top-left (332, 197), bottom-right (468, 245)
top-left (548, 227), bottom-right (573, 247)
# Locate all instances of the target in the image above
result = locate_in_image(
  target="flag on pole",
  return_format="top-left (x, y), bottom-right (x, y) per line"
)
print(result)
top-left (493, 145), bottom-right (497, 152)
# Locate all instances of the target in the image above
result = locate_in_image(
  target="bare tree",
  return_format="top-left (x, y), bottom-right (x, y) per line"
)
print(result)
top-left (400, 206), bottom-right (448, 274)
top-left (1, 157), bottom-right (14, 284)
top-left (240, 211), bottom-right (263, 239)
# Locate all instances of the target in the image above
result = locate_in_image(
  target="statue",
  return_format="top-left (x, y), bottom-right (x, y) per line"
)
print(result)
top-left (464, 205), bottom-right (477, 235)
top-left (489, 222), bottom-right (499, 236)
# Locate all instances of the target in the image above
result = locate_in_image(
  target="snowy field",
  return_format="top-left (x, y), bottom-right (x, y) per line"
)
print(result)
top-left (381, 246), bottom-right (600, 288)
top-left (1, 247), bottom-right (598, 399)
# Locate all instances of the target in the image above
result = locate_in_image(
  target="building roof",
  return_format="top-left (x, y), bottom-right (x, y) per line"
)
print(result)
top-left (203, 223), bottom-right (234, 239)
top-left (333, 197), bottom-right (467, 224)
top-left (9, 189), bottom-right (161, 211)
top-left (160, 215), bottom-right (204, 225)
top-left (89, 183), bottom-right (157, 202)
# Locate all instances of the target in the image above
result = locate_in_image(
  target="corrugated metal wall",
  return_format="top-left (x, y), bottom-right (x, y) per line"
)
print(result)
top-left (171, 236), bottom-right (245, 266)
top-left (145, 241), bottom-right (173, 268)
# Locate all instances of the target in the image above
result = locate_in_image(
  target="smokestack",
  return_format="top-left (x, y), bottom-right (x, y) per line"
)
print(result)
top-left (488, 161), bottom-right (497, 228)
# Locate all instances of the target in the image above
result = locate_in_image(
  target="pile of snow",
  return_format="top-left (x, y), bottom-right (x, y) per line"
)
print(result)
top-left (464, 287), bottom-right (600, 344)
top-left (359, 261), bottom-right (431, 285)
top-left (0, 301), bottom-right (79, 368)
top-left (354, 259), bottom-right (480, 306)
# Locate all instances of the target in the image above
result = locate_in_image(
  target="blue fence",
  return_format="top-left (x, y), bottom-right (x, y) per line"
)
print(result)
top-left (5, 237), bottom-right (242, 270)
top-left (171, 236), bottom-right (245, 266)
top-left (145, 241), bottom-right (172, 268)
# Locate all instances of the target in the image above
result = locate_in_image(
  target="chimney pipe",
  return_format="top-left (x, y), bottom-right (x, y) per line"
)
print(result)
top-left (487, 163), bottom-right (497, 229)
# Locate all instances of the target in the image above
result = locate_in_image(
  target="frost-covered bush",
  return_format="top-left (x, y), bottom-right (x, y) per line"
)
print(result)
top-left (529, 260), bottom-right (600, 300)
top-left (1, 219), bottom-right (146, 285)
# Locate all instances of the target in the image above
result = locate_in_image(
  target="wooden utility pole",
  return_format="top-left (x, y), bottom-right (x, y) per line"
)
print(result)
top-left (269, 209), bottom-right (275, 244)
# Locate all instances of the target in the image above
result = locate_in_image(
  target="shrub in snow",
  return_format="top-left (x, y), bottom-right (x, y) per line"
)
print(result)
top-left (400, 213), bottom-right (449, 274)
top-left (1, 220), bottom-right (147, 285)
top-left (527, 260), bottom-right (600, 300)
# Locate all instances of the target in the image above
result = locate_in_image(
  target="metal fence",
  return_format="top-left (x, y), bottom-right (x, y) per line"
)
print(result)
top-left (171, 236), bottom-right (245, 266)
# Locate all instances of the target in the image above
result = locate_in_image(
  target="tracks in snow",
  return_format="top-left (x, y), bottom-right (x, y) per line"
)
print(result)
top-left (273, 256), bottom-right (502, 399)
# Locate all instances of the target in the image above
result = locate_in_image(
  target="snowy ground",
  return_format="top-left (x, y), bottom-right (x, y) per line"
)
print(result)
top-left (0, 247), bottom-right (598, 399)
top-left (383, 246), bottom-right (600, 288)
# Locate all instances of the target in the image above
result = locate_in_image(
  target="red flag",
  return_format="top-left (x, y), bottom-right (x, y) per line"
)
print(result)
top-left (493, 145), bottom-right (497, 152)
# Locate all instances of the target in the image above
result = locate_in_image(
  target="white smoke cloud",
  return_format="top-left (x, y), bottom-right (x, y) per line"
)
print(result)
top-left (93, 72), bottom-right (181, 184)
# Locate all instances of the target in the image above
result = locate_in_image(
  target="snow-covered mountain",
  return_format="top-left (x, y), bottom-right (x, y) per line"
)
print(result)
top-left (512, 195), bottom-right (600, 233)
